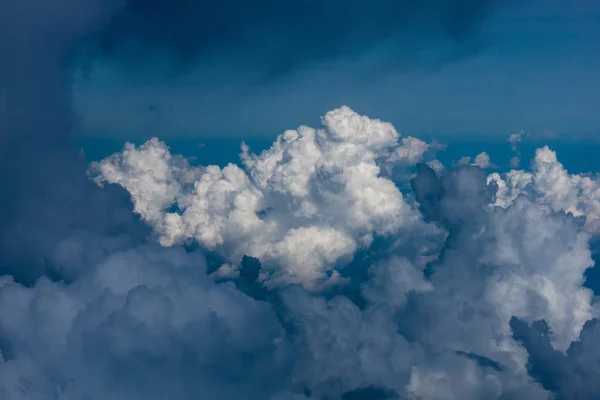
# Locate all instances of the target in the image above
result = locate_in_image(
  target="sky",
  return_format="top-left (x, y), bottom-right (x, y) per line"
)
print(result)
top-left (3, 1), bottom-right (600, 400)
top-left (72, 0), bottom-right (600, 140)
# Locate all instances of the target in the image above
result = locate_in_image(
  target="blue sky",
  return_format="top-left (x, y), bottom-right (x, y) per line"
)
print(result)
top-left (73, 0), bottom-right (600, 140)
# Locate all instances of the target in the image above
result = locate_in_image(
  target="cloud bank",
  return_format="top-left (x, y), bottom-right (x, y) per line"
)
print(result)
top-left (81, 106), bottom-right (600, 399)
top-left (4, 88), bottom-right (600, 397)
top-left (90, 0), bottom-right (505, 75)
top-left (2, 0), bottom-right (600, 399)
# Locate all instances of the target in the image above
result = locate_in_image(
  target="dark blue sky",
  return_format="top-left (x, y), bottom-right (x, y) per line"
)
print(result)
top-left (73, 0), bottom-right (600, 140)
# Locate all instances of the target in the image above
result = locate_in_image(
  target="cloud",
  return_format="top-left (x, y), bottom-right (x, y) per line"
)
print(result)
top-left (92, 106), bottom-right (428, 289)
top-left (2, 2), bottom-right (600, 394)
top-left (511, 317), bottom-right (600, 400)
top-left (489, 146), bottom-right (600, 233)
top-left (508, 130), bottom-right (526, 167)
top-left (510, 156), bottom-right (521, 168)
top-left (472, 152), bottom-right (493, 169)
top-left (509, 131), bottom-right (526, 145)
top-left (266, 160), bottom-right (590, 399)
top-left (427, 159), bottom-right (446, 174)
top-left (414, 164), bottom-right (593, 352)
top-left (389, 137), bottom-right (431, 165)
top-left (82, 107), bottom-right (600, 399)
top-left (0, 0), bottom-right (150, 287)
top-left (89, 0), bottom-right (505, 76)
top-left (455, 152), bottom-right (494, 169)
top-left (0, 245), bottom-right (293, 399)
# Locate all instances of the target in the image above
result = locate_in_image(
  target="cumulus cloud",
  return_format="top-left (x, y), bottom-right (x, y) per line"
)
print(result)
top-left (416, 165), bottom-right (593, 353)
top-left (389, 137), bottom-right (431, 165)
top-left (92, 107), bottom-right (424, 289)
top-left (489, 146), bottom-right (600, 233)
top-left (455, 152), bottom-right (495, 169)
top-left (83, 107), bottom-right (600, 399)
top-left (0, 246), bottom-right (293, 400)
top-left (511, 317), bottom-right (600, 400)
top-left (427, 159), bottom-right (446, 174)
top-left (508, 130), bottom-right (526, 168)
top-left (509, 131), bottom-right (526, 145)
top-left (2, 2), bottom-right (600, 396)
top-left (472, 152), bottom-right (493, 168)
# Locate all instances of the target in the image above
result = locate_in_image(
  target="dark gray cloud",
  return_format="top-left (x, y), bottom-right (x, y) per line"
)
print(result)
top-left (512, 317), bottom-right (600, 400)
top-left (0, 0), bottom-right (146, 285)
top-left (0, 246), bottom-right (293, 399)
top-left (89, 0), bottom-right (506, 76)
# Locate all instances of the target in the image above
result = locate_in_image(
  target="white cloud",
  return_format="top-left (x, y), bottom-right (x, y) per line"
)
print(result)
top-left (472, 152), bottom-right (493, 168)
top-left (414, 166), bottom-right (594, 362)
top-left (490, 146), bottom-right (600, 233)
top-left (427, 159), bottom-right (445, 173)
top-left (456, 152), bottom-right (494, 169)
top-left (507, 130), bottom-right (526, 168)
top-left (509, 131), bottom-right (526, 145)
top-left (92, 106), bottom-right (424, 289)
top-left (390, 136), bottom-right (430, 165)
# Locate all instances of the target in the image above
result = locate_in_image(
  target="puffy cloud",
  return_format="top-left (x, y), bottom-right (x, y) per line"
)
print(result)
top-left (92, 106), bottom-right (424, 288)
top-left (0, 2), bottom-right (294, 398)
top-left (508, 130), bottom-right (526, 168)
top-left (509, 156), bottom-right (521, 169)
top-left (472, 152), bottom-right (493, 169)
top-left (412, 166), bottom-right (594, 356)
top-left (87, 108), bottom-right (600, 399)
top-left (509, 131), bottom-right (526, 145)
top-left (427, 159), bottom-right (445, 174)
top-left (86, 108), bottom-right (600, 399)
top-left (277, 176), bottom-right (577, 398)
top-left (456, 152), bottom-right (494, 169)
top-left (1, 62), bottom-right (598, 400)
top-left (389, 137), bottom-right (430, 165)
top-left (487, 169), bottom-right (533, 208)
top-left (11, 0), bottom-right (599, 399)
top-left (0, 246), bottom-right (292, 400)
top-left (489, 146), bottom-right (600, 233)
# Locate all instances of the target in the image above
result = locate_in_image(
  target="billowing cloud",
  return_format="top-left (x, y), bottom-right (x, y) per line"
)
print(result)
top-left (512, 317), bottom-right (600, 400)
top-left (83, 107), bottom-right (598, 399)
top-left (0, 245), bottom-right (293, 399)
top-left (92, 107), bottom-right (427, 289)
top-left (489, 146), bottom-right (600, 233)
top-left (2, 2), bottom-right (600, 397)
top-left (2, 105), bottom-right (599, 397)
